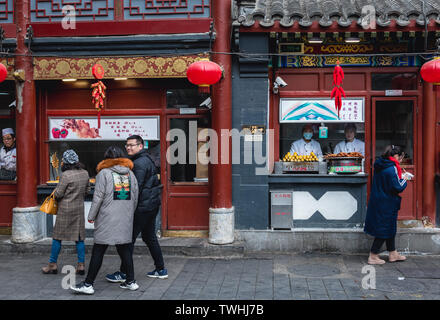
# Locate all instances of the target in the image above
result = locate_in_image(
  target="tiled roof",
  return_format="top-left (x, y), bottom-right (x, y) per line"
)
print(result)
top-left (232, 0), bottom-right (440, 28)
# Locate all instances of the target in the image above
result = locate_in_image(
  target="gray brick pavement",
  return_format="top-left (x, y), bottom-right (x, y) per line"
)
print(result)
top-left (1, 252), bottom-right (440, 300)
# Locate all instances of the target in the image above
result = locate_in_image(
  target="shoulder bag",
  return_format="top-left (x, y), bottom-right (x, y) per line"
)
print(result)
top-left (40, 190), bottom-right (58, 215)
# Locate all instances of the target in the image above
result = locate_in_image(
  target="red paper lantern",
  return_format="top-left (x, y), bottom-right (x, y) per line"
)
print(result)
top-left (0, 63), bottom-right (7, 83)
top-left (420, 57), bottom-right (440, 84)
top-left (186, 59), bottom-right (222, 93)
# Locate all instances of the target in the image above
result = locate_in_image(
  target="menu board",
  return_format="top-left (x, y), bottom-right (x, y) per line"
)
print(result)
top-left (49, 116), bottom-right (159, 141)
top-left (280, 98), bottom-right (364, 123)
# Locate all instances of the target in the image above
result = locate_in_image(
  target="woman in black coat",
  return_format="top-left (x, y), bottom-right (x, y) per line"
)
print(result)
top-left (364, 145), bottom-right (409, 265)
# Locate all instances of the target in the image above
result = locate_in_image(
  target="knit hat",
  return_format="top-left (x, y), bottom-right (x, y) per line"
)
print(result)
top-left (62, 149), bottom-right (79, 165)
top-left (2, 128), bottom-right (14, 136)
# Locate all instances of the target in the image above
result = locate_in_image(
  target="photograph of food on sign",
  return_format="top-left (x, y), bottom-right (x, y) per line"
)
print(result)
top-left (49, 117), bottom-right (159, 141)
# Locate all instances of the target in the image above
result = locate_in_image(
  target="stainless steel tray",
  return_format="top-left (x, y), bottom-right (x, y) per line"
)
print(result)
top-left (324, 156), bottom-right (363, 160)
top-left (282, 161), bottom-right (319, 172)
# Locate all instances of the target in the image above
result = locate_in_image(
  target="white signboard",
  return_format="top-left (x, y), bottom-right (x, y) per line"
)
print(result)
top-left (49, 116), bottom-right (160, 141)
top-left (280, 98), bottom-right (364, 123)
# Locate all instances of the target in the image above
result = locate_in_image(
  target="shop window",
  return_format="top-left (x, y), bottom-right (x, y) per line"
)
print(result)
top-left (375, 100), bottom-right (413, 164)
top-left (0, 81), bottom-right (16, 181)
top-left (169, 116), bottom-right (211, 182)
top-left (49, 141), bottom-right (125, 179)
top-left (0, 81), bottom-right (16, 129)
top-left (48, 140), bottom-right (160, 180)
top-left (279, 123), bottom-right (365, 159)
top-left (371, 73), bottom-right (417, 91)
top-left (167, 88), bottom-right (209, 109)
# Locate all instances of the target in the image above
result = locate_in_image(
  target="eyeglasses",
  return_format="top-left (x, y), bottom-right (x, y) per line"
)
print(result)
top-left (125, 143), bottom-right (140, 148)
top-left (2, 137), bottom-right (13, 141)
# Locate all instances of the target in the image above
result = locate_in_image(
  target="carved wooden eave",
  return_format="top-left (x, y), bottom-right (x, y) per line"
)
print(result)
top-left (32, 54), bottom-right (209, 80)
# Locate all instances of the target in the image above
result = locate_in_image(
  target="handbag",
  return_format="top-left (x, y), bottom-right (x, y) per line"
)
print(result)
top-left (40, 190), bottom-right (58, 215)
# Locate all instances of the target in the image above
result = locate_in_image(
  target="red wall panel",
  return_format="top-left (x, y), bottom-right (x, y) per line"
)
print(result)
top-left (43, 80), bottom-right (163, 110)
top-left (324, 73), bottom-right (366, 91)
top-left (0, 184), bottom-right (17, 227)
top-left (106, 89), bottom-right (161, 109)
top-left (281, 73), bottom-right (320, 91)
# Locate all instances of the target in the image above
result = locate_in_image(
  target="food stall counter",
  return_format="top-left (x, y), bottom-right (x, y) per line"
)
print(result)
top-left (268, 173), bottom-right (368, 229)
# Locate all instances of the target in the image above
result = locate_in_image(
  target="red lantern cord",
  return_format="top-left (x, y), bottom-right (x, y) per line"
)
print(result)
top-left (197, 84), bottom-right (211, 94)
top-left (330, 61), bottom-right (346, 118)
top-left (91, 81), bottom-right (106, 128)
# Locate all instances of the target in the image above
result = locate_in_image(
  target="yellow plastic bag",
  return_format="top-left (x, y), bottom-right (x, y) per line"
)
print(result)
top-left (40, 191), bottom-right (58, 215)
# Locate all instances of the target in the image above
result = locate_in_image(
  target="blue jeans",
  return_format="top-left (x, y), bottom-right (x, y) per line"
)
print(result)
top-left (49, 239), bottom-right (85, 263)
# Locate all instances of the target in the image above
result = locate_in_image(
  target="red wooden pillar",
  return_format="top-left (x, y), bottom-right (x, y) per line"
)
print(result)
top-left (422, 81), bottom-right (436, 225)
top-left (208, 0), bottom-right (234, 244)
top-left (11, 0), bottom-right (39, 243)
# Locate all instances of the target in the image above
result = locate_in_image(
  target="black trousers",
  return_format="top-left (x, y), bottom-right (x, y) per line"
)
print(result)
top-left (121, 207), bottom-right (164, 274)
top-left (85, 243), bottom-right (134, 285)
top-left (370, 237), bottom-right (396, 254)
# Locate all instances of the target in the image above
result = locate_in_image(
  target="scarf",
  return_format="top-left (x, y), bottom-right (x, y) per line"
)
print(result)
top-left (3, 144), bottom-right (15, 153)
top-left (388, 156), bottom-right (402, 179)
top-left (96, 158), bottom-right (133, 173)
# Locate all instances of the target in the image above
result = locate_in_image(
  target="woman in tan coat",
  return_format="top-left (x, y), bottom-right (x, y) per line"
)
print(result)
top-left (42, 149), bottom-right (90, 275)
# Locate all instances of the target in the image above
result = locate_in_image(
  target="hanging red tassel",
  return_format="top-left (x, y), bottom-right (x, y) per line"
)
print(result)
top-left (91, 64), bottom-right (106, 129)
top-left (91, 80), bottom-right (106, 128)
top-left (331, 61), bottom-right (345, 117)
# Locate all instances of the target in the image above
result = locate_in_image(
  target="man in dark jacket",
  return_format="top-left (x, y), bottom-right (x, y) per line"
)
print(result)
top-left (106, 135), bottom-right (167, 281)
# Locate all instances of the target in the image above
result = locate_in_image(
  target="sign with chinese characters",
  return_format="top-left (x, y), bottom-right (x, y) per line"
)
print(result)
top-left (49, 116), bottom-right (159, 141)
top-left (280, 98), bottom-right (364, 123)
top-left (385, 90), bottom-right (403, 96)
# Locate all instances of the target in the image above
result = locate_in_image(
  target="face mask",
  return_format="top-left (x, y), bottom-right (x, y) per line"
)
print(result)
top-left (303, 132), bottom-right (313, 140)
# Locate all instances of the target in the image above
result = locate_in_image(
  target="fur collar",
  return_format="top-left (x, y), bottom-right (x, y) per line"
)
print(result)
top-left (96, 158), bottom-right (133, 173)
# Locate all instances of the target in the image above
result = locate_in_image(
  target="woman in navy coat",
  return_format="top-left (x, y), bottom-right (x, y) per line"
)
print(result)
top-left (364, 145), bottom-right (409, 265)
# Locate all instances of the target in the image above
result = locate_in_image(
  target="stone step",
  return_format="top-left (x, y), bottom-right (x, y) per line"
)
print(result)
top-left (2, 227), bottom-right (440, 256)
top-left (236, 228), bottom-right (440, 255)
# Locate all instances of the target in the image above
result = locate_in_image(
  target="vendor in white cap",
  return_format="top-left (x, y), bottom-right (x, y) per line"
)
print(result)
top-left (0, 128), bottom-right (17, 180)
top-left (334, 123), bottom-right (365, 156)
top-left (289, 124), bottom-right (323, 157)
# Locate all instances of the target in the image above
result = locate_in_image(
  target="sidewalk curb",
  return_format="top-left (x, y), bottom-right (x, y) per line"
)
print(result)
top-left (2, 227), bottom-right (440, 257)
top-left (0, 236), bottom-right (246, 258)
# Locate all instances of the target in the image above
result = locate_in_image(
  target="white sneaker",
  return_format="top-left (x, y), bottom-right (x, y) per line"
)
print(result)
top-left (70, 281), bottom-right (94, 295)
top-left (120, 280), bottom-right (139, 291)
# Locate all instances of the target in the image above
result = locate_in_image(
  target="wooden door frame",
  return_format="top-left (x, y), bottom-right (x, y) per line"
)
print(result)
top-left (163, 113), bottom-right (211, 230)
top-left (371, 96), bottom-right (420, 220)
top-left (165, 113), bottom-right (210, 186)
